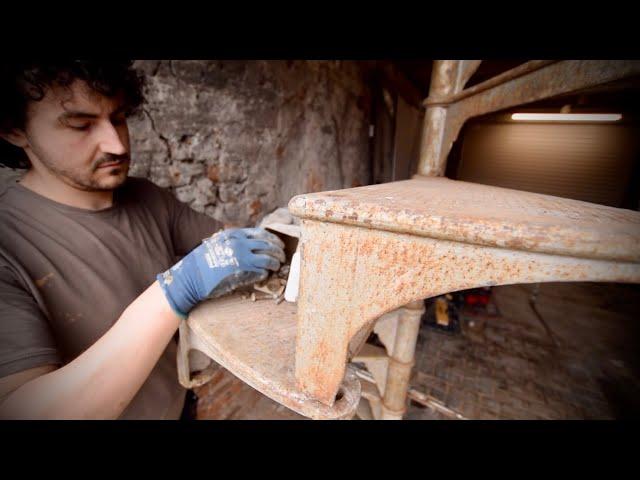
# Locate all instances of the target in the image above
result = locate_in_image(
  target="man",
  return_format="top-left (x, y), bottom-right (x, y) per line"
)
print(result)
top-left (0, 61), bottom-right (286, 419)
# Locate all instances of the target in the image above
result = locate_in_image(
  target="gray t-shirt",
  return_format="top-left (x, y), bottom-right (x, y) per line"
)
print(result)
top-left (0, 175), bottom-right (222, 419)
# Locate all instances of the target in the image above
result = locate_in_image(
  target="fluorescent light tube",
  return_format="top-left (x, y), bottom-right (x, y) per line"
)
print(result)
top-left (511, 113), bottom-right (622, 122)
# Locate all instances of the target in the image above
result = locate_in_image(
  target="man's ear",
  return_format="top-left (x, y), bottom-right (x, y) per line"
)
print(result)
top-left (0, 129), bottom-right (28, 148)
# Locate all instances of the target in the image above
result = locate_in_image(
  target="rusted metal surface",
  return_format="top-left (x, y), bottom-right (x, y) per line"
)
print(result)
top-left (380, 358), bottom-right (414, 419)
top-left (185, 293), bottom-right (360, 419)
top-left (418, 60), bottom-right (467, 177)
top-left (418, 59), bottom-right (640, 176)
top-left (178, 59), bottom-right (640, 419)
top-left (456, 60), bottom-right (483, 92)
top-left (292, 218), bottom-right (640, 405)
top-left (450, 59), bottom-right (640, 120)
top-left (353, 343), bottom-right (389, 397)
top-left (177, 321), bottom-right (218, 389)
top-left (379, 303), bottom-right (424, 420)
top-left (289, 177), bottom-right (640, 263)
top-left (417, 105), bottom-right (451, 178)
top-left (181, 172), bottom-right (640, 414)
top-left (427, 60), bottom-right (485, 99)
top-left (424, 60), bottom-right (556, 106)
top-left (354, 366), bottom-right (467, 419)
top-left (177, 321), bottom-right (194, 388)
top-left (355, 303), bottom-right (424, 419)
top-left (288, 58), bottom-right (640, 414)
top-left (428, 60), bottom-right (464, 97)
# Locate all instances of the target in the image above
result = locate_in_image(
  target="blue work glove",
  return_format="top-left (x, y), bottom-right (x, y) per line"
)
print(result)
top-left (157, 227), bottom-right (286, 318)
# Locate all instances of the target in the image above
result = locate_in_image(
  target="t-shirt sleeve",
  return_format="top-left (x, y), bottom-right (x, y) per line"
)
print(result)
top-left (170, 201), bottom-right (224, 257)
top-left (0, 265), bottom-right (62, 378)
top-left (130, 177), bottom-right (224, 258)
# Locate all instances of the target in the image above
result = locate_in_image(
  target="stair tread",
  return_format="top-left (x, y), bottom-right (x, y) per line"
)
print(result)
top-left (289, 176), bottom-right (640, 262)
top-left (186, 293), bottom-right (360, 420)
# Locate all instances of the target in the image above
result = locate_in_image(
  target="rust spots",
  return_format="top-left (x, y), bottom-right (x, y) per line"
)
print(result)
top-left (36, 272), bottom-right (54, 288)
top-left (359, 240), bottom-right (374, 256)
top-left (207, 165), bottom-right (220, 183)
top-left (395, 281), bottom-right (407, 294)
top-left (301, 337), bottom-right (345, 405)
top-left (276, 144), bottom-right (285, 159)
top-left (249, 199), bottom-right (262, 218)
top-left (306, 171), bottom-right (323, 193)
top-left (314, 339), bottom-right (331, 364)
top-left (293, 213), bottom-right (640, 411)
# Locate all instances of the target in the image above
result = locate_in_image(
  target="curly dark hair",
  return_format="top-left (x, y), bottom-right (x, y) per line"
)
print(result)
top-left (0, 60), bottom-right (146, 169)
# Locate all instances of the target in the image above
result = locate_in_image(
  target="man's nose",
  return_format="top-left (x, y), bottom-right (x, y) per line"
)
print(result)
top-left (97, 120), bottom-right (128, 155)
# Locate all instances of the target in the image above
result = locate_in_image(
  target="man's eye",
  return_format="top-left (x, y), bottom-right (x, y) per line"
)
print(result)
top-left (69, 123), bottom-right (91, 131)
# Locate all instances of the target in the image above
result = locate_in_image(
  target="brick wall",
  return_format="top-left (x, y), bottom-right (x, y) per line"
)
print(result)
top-left (129, 60), bottom-right (373, 226)
top-left (409, 282), bottom-right (640, 419)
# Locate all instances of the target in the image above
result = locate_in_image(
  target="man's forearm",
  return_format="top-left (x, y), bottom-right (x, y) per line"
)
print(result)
top-left (0, 281), bottom-right (182, 419)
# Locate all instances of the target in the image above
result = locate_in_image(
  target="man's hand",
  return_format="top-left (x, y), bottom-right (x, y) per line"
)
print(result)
top-left (157, 227), bottom-right (285, 318)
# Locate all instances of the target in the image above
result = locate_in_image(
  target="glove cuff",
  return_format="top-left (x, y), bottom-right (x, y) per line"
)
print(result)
top-left (156, 272), bottom-right (189, 320)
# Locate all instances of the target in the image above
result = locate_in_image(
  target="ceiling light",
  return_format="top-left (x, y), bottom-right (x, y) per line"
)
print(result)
top-left (511, 113), bottom-right (622, 122)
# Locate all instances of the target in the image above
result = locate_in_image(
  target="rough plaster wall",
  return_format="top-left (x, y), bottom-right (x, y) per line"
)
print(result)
top-left (129, 60), bottom-right (372, 226)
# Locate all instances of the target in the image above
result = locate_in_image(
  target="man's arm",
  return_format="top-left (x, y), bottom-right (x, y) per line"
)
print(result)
top-left (0, 227), bottom-right (285, 419)
top-left (0, 281), bottom-right (180, 419)
top-left (0, 365), bottom-right (58, 405)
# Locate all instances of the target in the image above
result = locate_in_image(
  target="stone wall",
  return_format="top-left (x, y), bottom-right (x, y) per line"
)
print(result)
top-left (129, 60), bottom-right (373, 226)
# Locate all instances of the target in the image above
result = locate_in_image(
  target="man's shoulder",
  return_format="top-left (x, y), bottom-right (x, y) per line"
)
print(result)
top-left (122, 175), bottom-right (165, 194)
top-left (120, 176), bottom-right (174, 203)
top-left (0, 168), bottom-right (26, 201)
top-left (119, 176), bottom-right (187, 221)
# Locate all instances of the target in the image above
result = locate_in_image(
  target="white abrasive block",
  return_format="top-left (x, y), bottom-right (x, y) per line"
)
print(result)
top-left (284, 250), bottom-right (300, 303)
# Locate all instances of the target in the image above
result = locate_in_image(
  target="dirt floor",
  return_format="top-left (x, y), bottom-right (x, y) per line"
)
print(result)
top-left (193, 282), bottom-right (640, 420)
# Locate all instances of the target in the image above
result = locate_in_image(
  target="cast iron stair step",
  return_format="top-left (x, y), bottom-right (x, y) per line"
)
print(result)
top-left (288, 175), bottom-right (640, 263)
top-left (184, 293), bottom-right (361, 420)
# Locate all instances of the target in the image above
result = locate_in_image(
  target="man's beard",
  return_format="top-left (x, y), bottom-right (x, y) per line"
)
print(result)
top-left (43, 153), bottom-right (130, 192)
